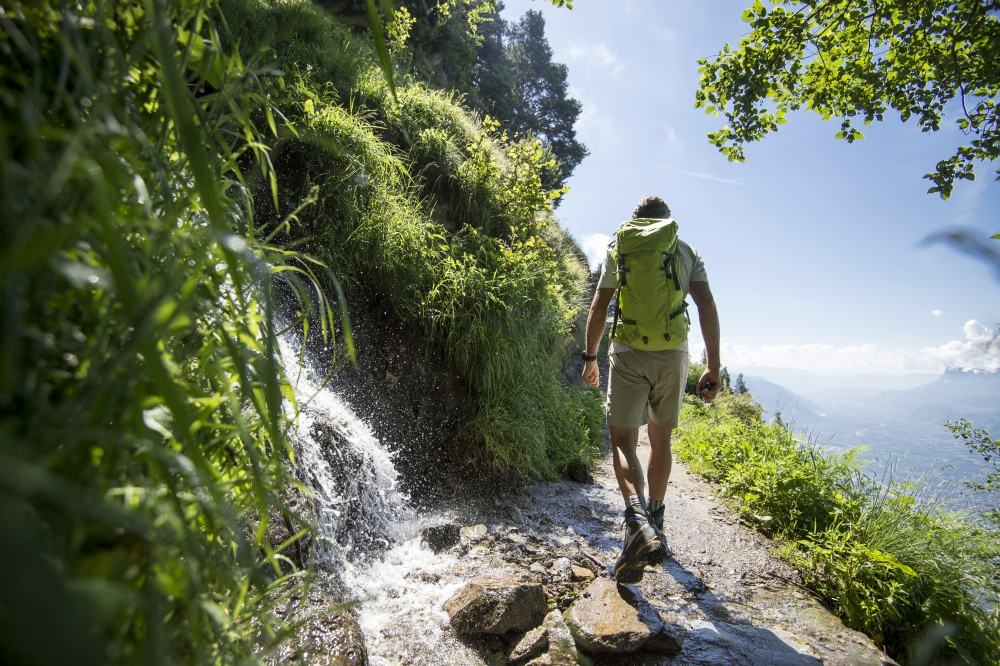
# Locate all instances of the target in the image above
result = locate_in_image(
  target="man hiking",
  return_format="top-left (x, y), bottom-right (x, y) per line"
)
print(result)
top-left (582, 195), bottom-right (720, 583)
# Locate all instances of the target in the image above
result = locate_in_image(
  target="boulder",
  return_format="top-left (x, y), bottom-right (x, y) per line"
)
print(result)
top-left (539, 610), bottom-right (578, 665)
top-left (508, 624), bottom-right (548, 664)
top-left (548, 557), bottom-right (573, 582)
top-left (421, 523), bottom-right (461, 553)
top-left (289, 611), bottom-right (368, 666)
top-left (460, 523), bottom-right (488, 544)
top-left (444, 577), bottom-right (547, 636)
top-left (565, 578), bottom-right (683, 655)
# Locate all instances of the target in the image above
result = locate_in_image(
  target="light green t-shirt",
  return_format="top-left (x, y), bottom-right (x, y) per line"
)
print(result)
top-left (597, 236), bottom-right (708, 354)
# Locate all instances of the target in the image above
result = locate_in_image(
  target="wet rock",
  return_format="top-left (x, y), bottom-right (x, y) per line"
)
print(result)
top-left (421, 522), bottom-right (461, 553)
top-left (548, 557), bottom-right (573, 581)
top-left (565, 578), bottom-right (683, 655)
top-left (460, 523), bottom-right (488, 544)
top-left (683, 619), bottom-right (822, 665)
top-left (564, 460), bottom-right (591, 483)
top-left (286, 612), bottom-right (368, 666)
top-left (444, 577), bottom-right (547, 636)
top-left (644, 617), bottom-right (685, 655)
top-left (508, 625), bottom-right (547, 664)
top-left (539, 610), bottom-right (578, 665)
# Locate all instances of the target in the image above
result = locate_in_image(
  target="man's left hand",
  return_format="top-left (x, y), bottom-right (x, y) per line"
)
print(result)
top-left (697, 369), bottom-right (720, 402)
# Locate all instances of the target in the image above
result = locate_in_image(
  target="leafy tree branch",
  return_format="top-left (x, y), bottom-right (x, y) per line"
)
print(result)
top-left (697, 0), bottom-right (1000, 199)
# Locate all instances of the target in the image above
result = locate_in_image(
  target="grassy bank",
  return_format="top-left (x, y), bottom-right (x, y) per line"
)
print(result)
top-left (2, 0), bottom-right (599, 662)
top-left (675, 394), bottom-right (1000, 664)
top-left (221, 0), bottom-right (603, 481)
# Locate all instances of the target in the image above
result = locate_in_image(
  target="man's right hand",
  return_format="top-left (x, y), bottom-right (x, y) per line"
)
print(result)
top-left (582, 360), bottom-right (599, 388)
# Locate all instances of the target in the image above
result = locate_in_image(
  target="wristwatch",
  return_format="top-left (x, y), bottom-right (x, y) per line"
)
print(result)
top-left (581, 353), bottom-right (598, 362)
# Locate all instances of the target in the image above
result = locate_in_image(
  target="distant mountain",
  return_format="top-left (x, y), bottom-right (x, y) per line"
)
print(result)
top-left (873, 369), bottom-right (1000, 431)
top-left (735, 367), bottom-right (939, 404)
top-left (742, 376), bottom-right (827, 428)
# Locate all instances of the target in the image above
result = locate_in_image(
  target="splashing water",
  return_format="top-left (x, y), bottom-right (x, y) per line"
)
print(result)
top-left (277, 333), bottom-right (488, 665)
top-left (277, 333), bottom-right (413, 564)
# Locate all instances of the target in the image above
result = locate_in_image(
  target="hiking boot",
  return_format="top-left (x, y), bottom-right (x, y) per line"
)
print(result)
top-left (648, 504), bottom-right (666, 539)
top-left (613, 508), bottom-right (668, 584)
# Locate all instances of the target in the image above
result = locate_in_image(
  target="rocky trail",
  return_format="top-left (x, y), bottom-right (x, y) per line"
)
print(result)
top-left (285, 428), bottom-right (896, 665)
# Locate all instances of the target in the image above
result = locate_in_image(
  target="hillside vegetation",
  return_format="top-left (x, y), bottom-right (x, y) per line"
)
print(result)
top-left (0, 0), bottom-right (600, 663)
top-left (675, 392), bottom-right (1000, 664)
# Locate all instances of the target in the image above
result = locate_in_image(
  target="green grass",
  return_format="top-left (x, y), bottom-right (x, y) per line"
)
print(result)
top-left (675, 394), bottom-right (1000, 664)
top-left (234, 2), bottom-right (603, 483)
top-left (1, 1), bottom-right (603, 663)
top-left (0, 1), bottom-right (334, 663)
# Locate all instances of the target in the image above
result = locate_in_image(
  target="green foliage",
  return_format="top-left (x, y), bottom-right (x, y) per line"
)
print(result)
top-left (947, 418), bottom-right (1000, 524)
top-left (1, 0), bottom-right (600, 662)
top-left (228, 1), bottom-right (600, 482)
top-left (360, 1), bottom-right (588, 187)
top-left (697, 0), bottom-right (1000, 199)
top-left (686, 361), bottom-right (706, 395)
top-left (0, 1), bottom-right (336, 663)
top-left (494, 9), bottom-right (589, 188)
top-left (675, 399), bottom-right (1000, 663)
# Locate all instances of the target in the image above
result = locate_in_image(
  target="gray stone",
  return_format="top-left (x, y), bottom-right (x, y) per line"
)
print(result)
top-left (529, 562), bottom-right (548, 576)
top-left (508, 625), bottom-right (548, 664)
top-left (540, 610), bottom-right (578, 665)
top-left (548, 557), bottom-right (573, 581)
top-left (644, 619), bottom-right (685, 656)
top-left (289, 611), bottom-right (368, 666)
top-left (421, 523), bottom-right (461, 553)
top-left (460, 523), bottom-right (488, 544)
top-left (444, 577), bottom-right (547, 636)
top-left (682, 620), bottom-right (822, 665)
top-left (565, 578), bottom-right (667, 654)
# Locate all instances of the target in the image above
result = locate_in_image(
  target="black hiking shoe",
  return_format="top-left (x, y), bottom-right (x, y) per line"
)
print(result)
top-left (613, 508), bottom-right (668, 584)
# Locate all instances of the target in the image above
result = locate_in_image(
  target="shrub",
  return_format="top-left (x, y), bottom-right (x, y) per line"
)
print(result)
top-left (0, 1), bottom-right (329, 663)
top-left (675, 399), bottom-right (1000, 664)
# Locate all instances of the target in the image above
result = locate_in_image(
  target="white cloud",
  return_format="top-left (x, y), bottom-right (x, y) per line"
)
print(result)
top-left (710, 320), bottom-right (1000, 375)
top-left (566, 43), bottom-right (625, 76)
top-left (663, 125), bottom-right (681, 147)
top-left (574, 99), bottom-right (619, 147)
top-left (921, 320), bottom-right (1000, 371)
top-left (655, 164), bottom-right (745, 186)
top-left (580, 232), bottom-right (612, 271)
top-left (931, 309), bottom-right (943, 318)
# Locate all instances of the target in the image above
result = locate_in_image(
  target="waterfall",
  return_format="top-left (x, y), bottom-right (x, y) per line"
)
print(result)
top-left (277, 333), bottom-right (414, 565)
top-left (276, 332), bottom-right (481, 665)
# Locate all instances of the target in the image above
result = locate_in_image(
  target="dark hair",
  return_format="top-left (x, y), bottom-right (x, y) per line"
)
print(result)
top-left (632, 196), bottom-right (670, 219)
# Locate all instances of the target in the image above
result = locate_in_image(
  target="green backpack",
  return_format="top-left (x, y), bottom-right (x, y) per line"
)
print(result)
top-left (609, 218), bottom-right (690, 351)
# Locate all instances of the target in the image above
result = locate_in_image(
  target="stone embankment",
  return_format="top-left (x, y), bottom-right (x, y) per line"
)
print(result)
top-left (283, 431), bottom-right (897, 665)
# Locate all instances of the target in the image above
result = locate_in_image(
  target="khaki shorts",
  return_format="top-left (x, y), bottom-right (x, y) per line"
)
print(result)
top-left (606, 349), bottom-right (689, 429)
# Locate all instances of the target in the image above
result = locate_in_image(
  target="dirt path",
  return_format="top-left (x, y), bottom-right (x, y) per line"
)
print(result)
top-left (349, 427), bottom-right (896, 665)
top-left (456, 427), bottom-right (894, 665)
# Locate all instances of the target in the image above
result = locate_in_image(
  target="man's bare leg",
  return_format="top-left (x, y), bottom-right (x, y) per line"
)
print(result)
top-left (610, 424), bottom-right (667, 582)
top-left (646, 420), bottom-right (673, 502)
top-left (610, 425), bottom-right (644, 505)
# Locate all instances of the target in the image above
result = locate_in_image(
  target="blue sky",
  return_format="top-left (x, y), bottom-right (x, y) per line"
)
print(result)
top-left (501, 0), bottom-right (1000, 379)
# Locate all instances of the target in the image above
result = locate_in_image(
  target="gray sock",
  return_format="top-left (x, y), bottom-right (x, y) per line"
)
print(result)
top-left (649, 499), bottom-right (664, 513)
top-left (626, 494), bottom-right (646, 515)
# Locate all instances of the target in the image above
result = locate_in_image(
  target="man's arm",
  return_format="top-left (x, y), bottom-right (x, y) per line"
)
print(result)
top-left (582, 287), bottom-right (615, 388)
top-left (689, 281), bottom-right (720, 402)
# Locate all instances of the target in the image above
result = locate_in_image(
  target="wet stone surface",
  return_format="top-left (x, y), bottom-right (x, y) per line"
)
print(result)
top-left (299, 428), bottom-right (895, 665)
